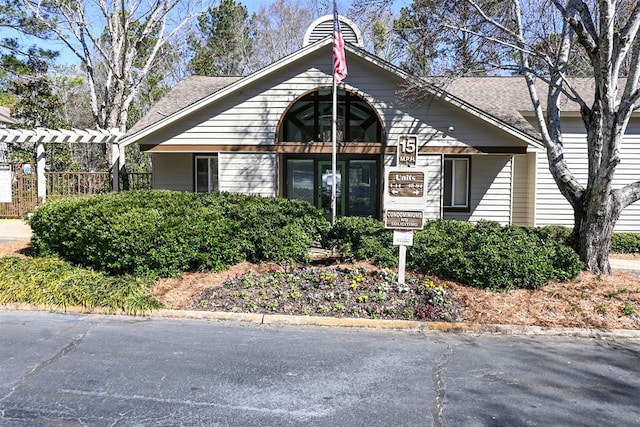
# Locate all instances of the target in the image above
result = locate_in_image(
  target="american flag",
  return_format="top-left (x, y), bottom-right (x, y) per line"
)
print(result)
top-left (333, 4), bottom-right (347, 83)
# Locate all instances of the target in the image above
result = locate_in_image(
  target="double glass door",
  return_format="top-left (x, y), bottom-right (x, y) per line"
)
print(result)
top-left (318, 161), bottom-right (346, 218)
top-left (286, 158), bottom-right (379, 219)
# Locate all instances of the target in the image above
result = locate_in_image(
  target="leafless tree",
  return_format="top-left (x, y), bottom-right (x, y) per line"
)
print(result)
top-left (349, 0), bottom-right (403, 63)
top-left (251, 0), bottom-right (314, 67)
top-left (22, 0), bottom-right (210, 133)
top-left (440, 0), bottom-right (640, 274)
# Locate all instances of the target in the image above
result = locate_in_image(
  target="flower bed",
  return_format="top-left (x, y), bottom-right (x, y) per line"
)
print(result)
top-left (193, 266), bottom-right (459, 321)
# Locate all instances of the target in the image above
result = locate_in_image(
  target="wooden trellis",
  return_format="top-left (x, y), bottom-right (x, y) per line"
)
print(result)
top-left (0, 128), bottom-right (124, 205)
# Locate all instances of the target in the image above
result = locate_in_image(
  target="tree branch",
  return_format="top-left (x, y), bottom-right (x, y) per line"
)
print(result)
top-left (613, 2), bottom-right (640, 81)
top-left (616, 181), bottom-right (640, 209)
top-left (516, 0), bottom-right (583, 206)
top-left (555, 0), bottom-right (599, 52)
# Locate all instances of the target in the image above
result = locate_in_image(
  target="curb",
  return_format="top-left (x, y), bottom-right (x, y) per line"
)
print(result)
top-left (2, 303), bottom-right (640, 339)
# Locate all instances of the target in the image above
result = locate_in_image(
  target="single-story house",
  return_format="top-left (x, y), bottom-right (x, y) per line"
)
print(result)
top-left (120, 15), bottom-right (640, 232)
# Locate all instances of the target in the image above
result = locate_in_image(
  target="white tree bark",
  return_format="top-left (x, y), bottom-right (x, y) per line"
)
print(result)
top-left (23, 0), bottom-right (208, 132)
top-left (459, 0), bottom-right (640, 274)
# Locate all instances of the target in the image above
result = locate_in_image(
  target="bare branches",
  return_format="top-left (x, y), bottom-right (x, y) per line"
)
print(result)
top-left (21, 0), bottom-right (208, 131)
top-left (617, 181), bottom-right (640, 209)
top-left (556, 0), bottom-right (598, 56)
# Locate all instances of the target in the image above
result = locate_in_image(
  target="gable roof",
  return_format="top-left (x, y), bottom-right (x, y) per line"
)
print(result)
top-left (439, 77), bottom-right (543, 140)
top-left (127, 76), bottom-right (241, 135)
top-left (441, 76), bottom-right (597, 114)
top-left (121, 38), bottom-right (544, 148)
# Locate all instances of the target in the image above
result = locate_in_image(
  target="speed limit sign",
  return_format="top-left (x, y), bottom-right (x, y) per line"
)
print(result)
top-left (397, 135), bottom-right (417, 168)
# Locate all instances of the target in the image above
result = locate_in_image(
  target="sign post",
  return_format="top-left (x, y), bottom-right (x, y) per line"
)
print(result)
top-left (385, 139), bottom-right (428, 283)
top-left (392, 230), bottom-right (414, 284)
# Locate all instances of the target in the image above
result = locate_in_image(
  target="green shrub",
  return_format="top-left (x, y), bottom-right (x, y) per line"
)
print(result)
top-left (325, 218), bottom-right (582, 289)
top-left (215, 193), bottom-right (330, 264)
top-left (28, 191), bottom-right (329, 276)
top-left (539, 225), bottom-right (573, 245)
top-left (409, 220), bottom-right (583, 290)
top-left (0, 256), bottom-right (161, 314)
top-left (324, 216), bottom-right (396, 267)
top-left (611, 232), bottom-right (640, 253)
top-left (537, 225), bottom-right (640, 254)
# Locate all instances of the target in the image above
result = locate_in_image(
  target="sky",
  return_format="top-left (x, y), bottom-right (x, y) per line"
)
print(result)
top-left (1, 0), bottom-right (411, 69)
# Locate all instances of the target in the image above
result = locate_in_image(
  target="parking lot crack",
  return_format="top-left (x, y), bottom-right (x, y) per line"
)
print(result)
top-left (1, 332), bottom-right (87, 403)
top-left (431, 342), bottom-right (452, 427)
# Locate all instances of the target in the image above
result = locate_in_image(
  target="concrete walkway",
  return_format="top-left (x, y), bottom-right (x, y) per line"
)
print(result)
top-left (610, 257), bottom-right (640, 273)
top-left (0, 219), bottom-right (31, 240)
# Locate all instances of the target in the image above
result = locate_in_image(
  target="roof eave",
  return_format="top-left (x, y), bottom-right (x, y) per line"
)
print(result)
top-left (121, 38), bottom-right (543, 150)
top-left (120, 38), bottom-right (334, 147)
top-left (346, 46), bottom-right (543, 149)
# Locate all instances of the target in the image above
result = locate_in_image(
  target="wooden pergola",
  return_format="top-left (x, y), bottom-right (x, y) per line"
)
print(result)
top-left (0, 128), bottom-right (124, 201)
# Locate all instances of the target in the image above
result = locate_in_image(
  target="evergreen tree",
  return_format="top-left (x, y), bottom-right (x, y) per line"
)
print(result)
top-left (394, 0), bottom-right (506, 76)
top-left (188, 0), bottom-right (256, 76)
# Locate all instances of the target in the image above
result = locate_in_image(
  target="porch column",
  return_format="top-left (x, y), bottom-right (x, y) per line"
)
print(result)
top-left (111, 141), bottom-right (119, 192)
top-left (36, 140), bottom-right (46, 202)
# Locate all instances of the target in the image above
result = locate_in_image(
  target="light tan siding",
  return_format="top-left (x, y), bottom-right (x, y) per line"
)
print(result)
top-left (418, 154), bottom-right (442, 219)
top-left (615, 120), bottom-right (640, 231)
top-left (445, 155), bottom-right (512, 224)
top-left (138, 45), bottom-right (528, 155)
top-left (512, 154), bottom-right (534, 226)
top-left (151, 153), bottom-right (192, 191)
top-left (218, 153), bottom-right (276, 197)
top-left (535, 118), bottom-right (640, 232)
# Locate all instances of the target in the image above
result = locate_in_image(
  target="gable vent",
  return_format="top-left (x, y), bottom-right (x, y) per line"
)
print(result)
top-left (303, 15), bottom-right (363, 48)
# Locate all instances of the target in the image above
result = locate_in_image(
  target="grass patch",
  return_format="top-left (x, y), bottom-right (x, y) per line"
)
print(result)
top-left (0, 257), bottom-right (162, 314)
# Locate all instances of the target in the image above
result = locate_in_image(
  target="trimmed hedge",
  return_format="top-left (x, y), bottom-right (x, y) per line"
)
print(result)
top-left (410, 220), bottom-right (583, 290)
top-left (610, 232), bottom-right (640, 253)
top-left (539, 225), bottom-right (640, 254)
top-left (324, 216), bottom-right (396, 267)
top-left (326, 217), bottom-right (583, 290)
top-left (28, 191), bottom-right (330, 277)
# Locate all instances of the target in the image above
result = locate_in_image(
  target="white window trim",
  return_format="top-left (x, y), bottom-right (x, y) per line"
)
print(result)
top-left (195, 155), bottom-right (219, 193)
top-left (444, 157), bottom-right (470, 209)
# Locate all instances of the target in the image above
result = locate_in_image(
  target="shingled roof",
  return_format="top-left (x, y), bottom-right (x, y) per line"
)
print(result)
top-left (127, 75), bottom-right (241, 135)
top-left (435, 76), bottom-right (609, 141)
top-left (126, 71), bottom-right (608, 145)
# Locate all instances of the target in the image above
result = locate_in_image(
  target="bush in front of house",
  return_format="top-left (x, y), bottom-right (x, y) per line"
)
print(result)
top-left (409, 220), bottom-right (583, 290)
top-left (212, 192), bottom-right (330, 264)
top-left (28, 190), bottom-right (330, 276)
top-left (610, 232), bottom-right (640, 253)
top-left (324, 217), bottom-right (582, 290)
top-left (539, 225), bottom-right (573, 245)
top-left (324, 216), bottom-right (396, 267)
top-left (538, 225), bottom-right (640, 254)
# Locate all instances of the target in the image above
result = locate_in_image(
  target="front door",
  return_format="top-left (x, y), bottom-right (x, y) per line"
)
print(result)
top-left (317, 160), bottom-right (346, 219)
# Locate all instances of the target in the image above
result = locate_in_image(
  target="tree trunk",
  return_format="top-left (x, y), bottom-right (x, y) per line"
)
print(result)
top-left (572, 191), bottom-right (623, 275)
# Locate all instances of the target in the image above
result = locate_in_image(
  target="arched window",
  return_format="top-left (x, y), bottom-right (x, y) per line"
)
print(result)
top-left (281, 89), bottom-right (382, 143)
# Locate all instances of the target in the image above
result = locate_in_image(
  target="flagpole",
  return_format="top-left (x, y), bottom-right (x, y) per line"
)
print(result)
top-left (331, 2), bottom-right (346, 225)
top-left (331, 64), bottom-right (338, 225)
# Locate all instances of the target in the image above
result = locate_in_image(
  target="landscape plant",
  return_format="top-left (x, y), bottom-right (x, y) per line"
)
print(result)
top-left (28, 190), bottom-right (330, 277)
top-left (324, 217), bottom-right (583, 290)
top-left (610, 233), bottom-right (640, 254)
top-left (410, 220), bottom-right (584, 290)
top-left (195, 266), bottom-right (456, 321)
top-left (324, 216), bottom-right (396, 267)
top-left (0, 256), bottom-right (161, 314)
